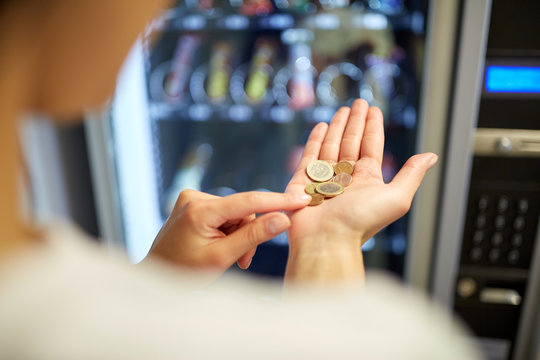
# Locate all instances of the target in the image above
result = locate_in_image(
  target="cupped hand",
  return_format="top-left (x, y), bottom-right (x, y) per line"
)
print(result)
top-left (285, 99), bottom-right (437, 253)
top-left (146, 189), bottom-right (311, 277)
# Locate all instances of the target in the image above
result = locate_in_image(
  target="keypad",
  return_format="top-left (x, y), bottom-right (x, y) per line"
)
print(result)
top-left (463, 191), bottom-right (537, 268)
top-left (517, 198), bottom-right (529, 214)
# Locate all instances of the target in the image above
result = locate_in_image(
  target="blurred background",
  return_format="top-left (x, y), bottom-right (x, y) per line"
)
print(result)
top-left (137, 0), bottom-right (426, 276)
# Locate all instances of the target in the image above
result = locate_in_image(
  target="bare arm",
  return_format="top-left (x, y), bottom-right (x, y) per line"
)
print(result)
top-left (284, 99), bottom-right (437, 286)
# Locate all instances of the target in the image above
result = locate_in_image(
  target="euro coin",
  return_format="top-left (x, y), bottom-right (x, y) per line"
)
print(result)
top-left (333, 173), bottom-right (352, 187)
top-left (304, 183), bottom-right (318, 195)
top-left (306, 160), bottom-right (334, 182)
top-left (315, 182), bottom-right (344, 197)
top-left (334, 160), bottom-right (354, 175)
top-left (308, 193), bottom-right (324, 206)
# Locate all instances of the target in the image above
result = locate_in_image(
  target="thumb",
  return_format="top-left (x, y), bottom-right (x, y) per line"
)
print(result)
top-left (214, 212), bottom-right (291, 264)
top-left (390, 153), bottom-right (438, 206)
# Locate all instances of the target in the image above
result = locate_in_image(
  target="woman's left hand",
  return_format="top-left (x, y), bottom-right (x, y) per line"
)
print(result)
top-left (284, 99), bottom-right (436, 282)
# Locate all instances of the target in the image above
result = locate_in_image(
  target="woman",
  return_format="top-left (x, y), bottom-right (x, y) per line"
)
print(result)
top-left (0, 0), bottom-right (480, 359)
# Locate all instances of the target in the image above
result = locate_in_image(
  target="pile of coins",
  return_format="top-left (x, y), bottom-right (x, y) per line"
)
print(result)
top-left (305, 160), bottom-right (354, 206)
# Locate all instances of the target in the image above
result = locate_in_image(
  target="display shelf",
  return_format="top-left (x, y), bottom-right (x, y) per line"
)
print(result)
top-left (140, 0), bottom-right (427, 276)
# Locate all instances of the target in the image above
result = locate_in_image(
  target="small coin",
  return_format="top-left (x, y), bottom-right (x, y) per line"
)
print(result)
top-left (333, 173), bottom-right (352, 187)
top-left (308, 193), bottom-right (324, 206)
top-left (304, 183), bottom-right (318, 195)
top-left (315, 182), bottom-right (344, 197)
top-left (334, 161), bottom-right (354, 175)
top-left (306, 160), bottom-right (335, 182)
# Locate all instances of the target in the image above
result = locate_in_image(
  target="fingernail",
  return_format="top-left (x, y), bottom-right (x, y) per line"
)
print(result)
top-left (428, 154), bottom-right (438, 169)
top-left (245, 258), bottom-right (252, 269)
top-left (294, 194), bottom-right (312, 202)
top-left (267, 215), bottom-right (290, 235)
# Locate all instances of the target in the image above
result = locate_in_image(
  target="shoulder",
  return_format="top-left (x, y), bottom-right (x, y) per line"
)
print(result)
top-left (0, 223), bottom-right (481, 360)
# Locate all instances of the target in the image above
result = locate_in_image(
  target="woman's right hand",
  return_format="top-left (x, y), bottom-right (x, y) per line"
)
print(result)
top-left (146, 189), bottom-right (311, 278)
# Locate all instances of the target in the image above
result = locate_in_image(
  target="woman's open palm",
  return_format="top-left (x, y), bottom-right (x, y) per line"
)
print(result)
top-left (285, 99), bottom-right (437, 250)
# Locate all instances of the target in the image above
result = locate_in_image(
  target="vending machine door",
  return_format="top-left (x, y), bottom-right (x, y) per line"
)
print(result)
top-left (105, 0), bottom-right (436, 276)
top-left (429, 0), bottom-right (540, 359)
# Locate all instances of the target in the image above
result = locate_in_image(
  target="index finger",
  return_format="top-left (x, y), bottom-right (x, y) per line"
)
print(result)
top-left (206, 191), bottom-right (312, 226)
top-left (295, 122), bottom-right (328, 172)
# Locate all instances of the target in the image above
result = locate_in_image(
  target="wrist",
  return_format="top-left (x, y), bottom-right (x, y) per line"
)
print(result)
top-left (285, 233), bottom-right (365, 285)
top-left (288, 231), bottom-right (364, 258)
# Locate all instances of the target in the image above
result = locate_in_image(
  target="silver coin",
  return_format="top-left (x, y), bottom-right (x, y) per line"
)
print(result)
top-left (315, 181), bottom-right (344, 197)
top-left (306, 160), bottom-right (334, 182)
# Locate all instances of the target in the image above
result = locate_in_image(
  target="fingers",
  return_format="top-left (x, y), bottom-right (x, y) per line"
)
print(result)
top-left (339, 99), bottom-right (369, 161)
top-left (359, 106), bottom-right (385, 165)
top-left (206, 191), bottom-right (311, 227)
top-left (174, 189), bottom-right (219, 211)
top-left (319, 107), bottom-right (350, 161)
top-left (295, 122), bottom-right (328, 172)
top-left (215, 212), bottom-right (290, 264)
top-left (237, 247), bottom-right (257, 269)
top-left (220, 214), bottom-right (255, 235)
top-left (389, 153), bottom-right (438, 208)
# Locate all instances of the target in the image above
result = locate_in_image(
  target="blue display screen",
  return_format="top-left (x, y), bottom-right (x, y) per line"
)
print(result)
top-left (485, 65), bottom-right (540, 93)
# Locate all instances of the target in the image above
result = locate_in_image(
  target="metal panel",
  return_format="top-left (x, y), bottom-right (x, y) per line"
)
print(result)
top-left (474, 129), bottom-right (540, 157)
top-left (19, 116), bottom-right (71, 224)
top-left (85, 108), bottom-right (125, 248)
top-left (431, 0), bottom-right (492, 307)
top-left (405, 0), bottom-right (461, 290)
top-left (85, 39), bottom-right (164, 261)
top-left (513, 218), bottom-right (540, 359)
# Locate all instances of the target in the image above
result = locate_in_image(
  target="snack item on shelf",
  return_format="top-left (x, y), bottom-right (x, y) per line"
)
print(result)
top-left (164, 34), bottom-right (202, 103)
top-left (207, 41), bottom-right (234, 104)
top-left (245, 39), bottom-right (277, 103)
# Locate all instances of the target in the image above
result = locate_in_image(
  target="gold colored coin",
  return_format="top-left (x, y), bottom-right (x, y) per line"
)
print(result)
top-left (308, 193), bottom-right (324, 206)
top-left (333, 173), bottom-right (352, 187)
top-left (306, 160), bottom-right (335, 182)
top-left (334, 161), bottom-right (354, 175)
top-left (315, 182), bottom-right (344, 197)
top-left (304, 183), bottom-right (318, 195)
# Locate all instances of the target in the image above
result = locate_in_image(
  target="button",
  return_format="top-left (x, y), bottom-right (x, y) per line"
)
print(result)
top-left (511, 233), bottom-right (523, 248)
top-left (517, 199), bottom-right (529, 214)
top-left (470, 247), bottom-right (483, 262)
top-left (508, 250), bottom-right (520, 265)
top-left (478, 196), bottom-right (489, 211)
top-left (488, 249), bottom-right (501, 263)
top-left (497, 197), bottom-right (510, 213)
top-left (491, 232), bottom-right (504, 246)
top-left (457, 277), bottom-right (477, 298)
top-left (473, 231), bottom-right (484, 244)
top-left (514, 216), bottom-right (526, 231)
top-left (476, 214), bottom-right (487, 229)
top-left (495, 137), bottom-right (513, 153)
top-left (494, 215), bottom-right (506, 230)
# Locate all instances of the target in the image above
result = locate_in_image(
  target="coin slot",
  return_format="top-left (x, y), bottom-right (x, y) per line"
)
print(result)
top-left (518, 139), bottom-right (540, 154)
top-left (479, 288), bottom-right (522, 306)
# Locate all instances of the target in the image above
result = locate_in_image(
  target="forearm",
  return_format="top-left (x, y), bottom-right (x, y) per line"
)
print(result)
top-left (285, 233), bottom-right (365, 286)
